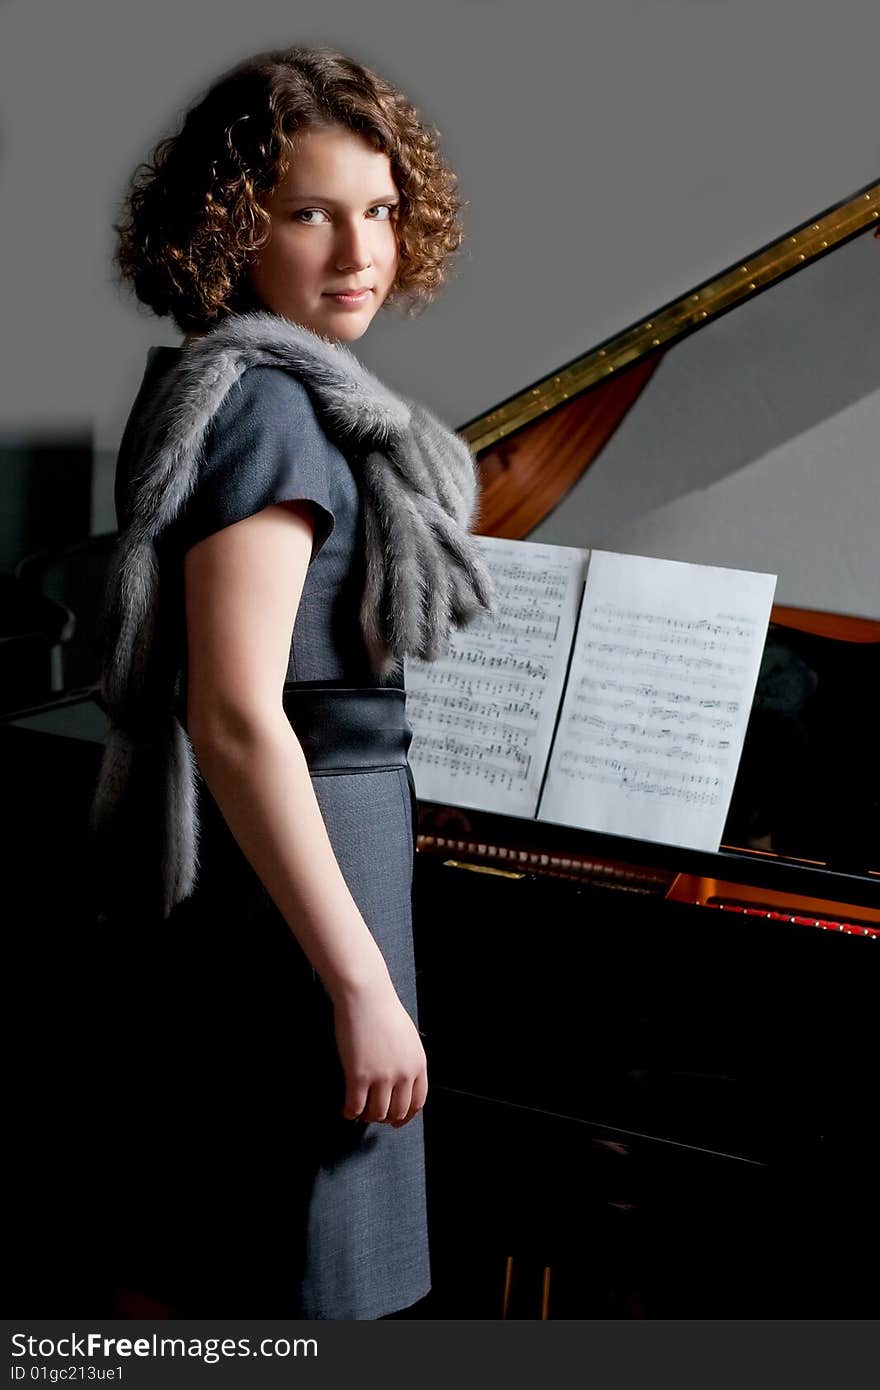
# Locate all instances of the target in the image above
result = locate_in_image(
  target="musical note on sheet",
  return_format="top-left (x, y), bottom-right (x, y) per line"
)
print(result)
top-left (537, 550), bottom-right (777, 850)
top-left (404, 535), bottom-right (588, 817)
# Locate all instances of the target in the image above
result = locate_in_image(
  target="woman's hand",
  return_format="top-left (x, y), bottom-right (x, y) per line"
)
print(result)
top-left (330, 977), bottom-right (428, 1128)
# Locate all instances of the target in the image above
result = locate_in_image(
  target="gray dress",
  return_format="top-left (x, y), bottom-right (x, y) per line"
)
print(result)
top-left (112, 350), bottom-right (430, 1320)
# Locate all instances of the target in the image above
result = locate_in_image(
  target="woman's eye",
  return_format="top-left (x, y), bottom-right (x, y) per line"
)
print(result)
top-left (294, 205), bottom-right (398, 224)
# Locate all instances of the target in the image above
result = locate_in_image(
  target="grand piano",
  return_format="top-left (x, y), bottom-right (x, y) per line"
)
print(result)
top-left (3, 179), bottom-right (878, 1319)
top-left (407, 181), bottom-right (880, 1318)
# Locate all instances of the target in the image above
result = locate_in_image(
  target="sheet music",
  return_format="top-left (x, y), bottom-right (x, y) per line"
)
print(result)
top-left (404, 534), bottom-right (587, 817)
top-left (537, 550), bottom-right (777, 850)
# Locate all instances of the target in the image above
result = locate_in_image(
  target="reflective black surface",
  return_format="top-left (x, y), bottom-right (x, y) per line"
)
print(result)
top-left (412, 852), bottom-right (879, 1317)
top-left (725, 623), bottom-right (880, 874)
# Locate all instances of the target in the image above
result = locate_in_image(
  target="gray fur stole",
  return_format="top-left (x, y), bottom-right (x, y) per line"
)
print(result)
top-left (89, 309), bottom-right (496, 922)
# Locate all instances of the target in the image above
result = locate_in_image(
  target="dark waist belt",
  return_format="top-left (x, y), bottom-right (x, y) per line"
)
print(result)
top-left (280, 682), bottom-right (413, 773)
top-left (282, 682), bottom-right (420, 848)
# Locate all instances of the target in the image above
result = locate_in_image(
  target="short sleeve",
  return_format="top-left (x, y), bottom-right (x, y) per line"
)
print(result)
top-left (169, 366), bottom-right (336, 559)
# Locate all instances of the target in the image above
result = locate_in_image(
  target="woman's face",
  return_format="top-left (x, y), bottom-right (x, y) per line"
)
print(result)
top-left (246, 124), bottom-right (400, 343)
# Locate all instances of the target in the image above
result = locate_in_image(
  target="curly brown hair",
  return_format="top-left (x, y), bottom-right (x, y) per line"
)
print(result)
top-left (113, 45), bottom-right (466, 333)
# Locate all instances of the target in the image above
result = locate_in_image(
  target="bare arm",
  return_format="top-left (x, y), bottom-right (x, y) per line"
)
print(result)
top-left (184, 500), bottom-right (426, 1126)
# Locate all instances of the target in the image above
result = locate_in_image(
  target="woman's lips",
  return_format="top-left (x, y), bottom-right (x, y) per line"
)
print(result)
top-left (323, 289), bottom-right (371, 306)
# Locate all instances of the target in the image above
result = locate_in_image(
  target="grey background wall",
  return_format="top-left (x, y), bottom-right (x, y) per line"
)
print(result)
top-left (1, 0), bottom-right (878, 611)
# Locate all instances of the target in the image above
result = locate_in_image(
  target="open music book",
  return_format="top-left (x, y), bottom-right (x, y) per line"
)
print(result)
top-left (403, 537), bottom-right (777, 852)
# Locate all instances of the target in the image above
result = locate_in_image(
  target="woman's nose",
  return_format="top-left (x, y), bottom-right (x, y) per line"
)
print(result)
top-left (335, 220), bottom-right (374, 271)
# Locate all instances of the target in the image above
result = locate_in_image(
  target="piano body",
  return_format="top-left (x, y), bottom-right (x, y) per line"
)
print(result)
top-left (409, 182), bottom-right (880, 1318)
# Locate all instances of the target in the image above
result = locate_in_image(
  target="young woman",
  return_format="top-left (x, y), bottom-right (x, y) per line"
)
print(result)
top-left (92, 45), bottom-right (493, 1320)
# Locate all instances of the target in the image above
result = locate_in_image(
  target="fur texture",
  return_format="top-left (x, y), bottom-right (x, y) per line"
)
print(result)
top-left (89, 310), bottom-right (496, 922)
